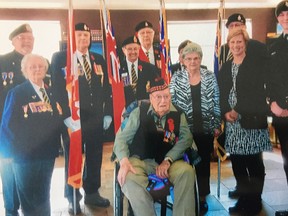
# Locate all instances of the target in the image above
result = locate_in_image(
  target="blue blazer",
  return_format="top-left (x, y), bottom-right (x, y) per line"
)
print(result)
top-left (0, 81), bottom-right (62, 161)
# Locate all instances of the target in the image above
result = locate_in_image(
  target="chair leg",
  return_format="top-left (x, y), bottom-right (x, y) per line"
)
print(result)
top-left (160, 198), bottom-right (167, 216)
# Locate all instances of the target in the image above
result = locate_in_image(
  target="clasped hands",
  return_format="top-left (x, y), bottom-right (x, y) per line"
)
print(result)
top-left (271, 101), bottom-right (288, 117)
top-left (225, 109), bottom-right (238, 123)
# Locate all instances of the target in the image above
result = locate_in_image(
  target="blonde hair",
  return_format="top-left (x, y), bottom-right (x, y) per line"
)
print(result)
top-left (227, 28), bottom-right (249, 46)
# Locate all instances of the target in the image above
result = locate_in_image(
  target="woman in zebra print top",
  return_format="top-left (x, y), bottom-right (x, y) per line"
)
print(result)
top-left (169, 42), bottom-right (221, 213)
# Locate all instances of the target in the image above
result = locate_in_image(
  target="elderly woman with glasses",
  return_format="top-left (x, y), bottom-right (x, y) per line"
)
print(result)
top-left (0, 53), bottom-right (63, 216)
top-left (169, 42), bottom-right (221, 213)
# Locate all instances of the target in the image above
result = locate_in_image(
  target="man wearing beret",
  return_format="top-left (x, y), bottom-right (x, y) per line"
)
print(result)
top-left (218, 13), bottom-right (268, 199)
top-left (120, 35), bottom-right (160, 107)
top-left (0, 23), bottom-right (34, 216)
top-left (268, 1), bottom-right (288, 216)
top-left (114, 77), bottom-right (196, 216)
top-left (219, 13), bottom-right (267, 67)
top-left (51, 22), bottom-right (112, 214)
top-left (135, 20), bottom-right (162, 70)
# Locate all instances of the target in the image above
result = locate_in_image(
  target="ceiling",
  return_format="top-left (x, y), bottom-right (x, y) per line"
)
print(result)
top-left (0, 0), bottom-right (280, 10)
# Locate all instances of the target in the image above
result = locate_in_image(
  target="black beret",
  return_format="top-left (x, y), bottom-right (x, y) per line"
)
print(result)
top-left (122, 36), bottom-right (140, 47)
top-left (135, 20), bottom-right (153, 32)
top-left (75, 23), bottom-right (90, 32)
top-left (275, 1), bottom-right (288, 17)
top-left (9, 24), bottom-right (33, 40)
top-left (225, 13), bottom-right (246, 28)
top-left (148, 77), bottom-right (168, 94)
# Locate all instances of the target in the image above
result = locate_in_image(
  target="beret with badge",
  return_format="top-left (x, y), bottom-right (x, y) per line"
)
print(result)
top-left (225, 13), bottom-right (246, 28)
top-left (148, 77), bottom-right (168, 94)
top-left (122, 36), bottom-right (140, 47)
top-left (275, 0), bottom-right (288, 17)
top-left (75, 23), bottom-right (90, 32)
top-left (135, 20), bottom-right (154, 32)
top-left (9, 23), bottom-right (33, 40)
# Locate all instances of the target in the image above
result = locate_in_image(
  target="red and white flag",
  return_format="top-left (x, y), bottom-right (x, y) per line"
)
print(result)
top-left (101, 0), bottom-right (125, 133)
top-left (67, 0), bottom-right (83, 189)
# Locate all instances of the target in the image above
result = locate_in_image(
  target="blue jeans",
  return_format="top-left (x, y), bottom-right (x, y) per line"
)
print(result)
top-left (12, 159), bottom-right (55, 216)
top-left (0, 159), bottom-right (20, 216)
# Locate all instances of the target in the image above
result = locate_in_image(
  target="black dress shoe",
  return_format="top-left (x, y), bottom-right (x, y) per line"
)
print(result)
top-left (228, 187), bottom-right (241, 198)
top-left (68, 201), bottom-right (81, 215)
top-left (200, 201), bottom-right (208, 212)
top-left (84, 192), bottom-right (110, 208)
top-left (228, 198), bottom-right (246, 214)
top-left (276, 210), bottom-right (288, 216)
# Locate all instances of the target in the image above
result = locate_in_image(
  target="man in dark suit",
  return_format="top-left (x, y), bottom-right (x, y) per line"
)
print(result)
top-left (50, 23), bottom-right (112, 214)
top-left (0, 23), bottom-right (34, 216)
top-left (268, 1), bottom-right (288, 216)
top-left (120, 35), bottom-right (160, 107)
top-left (135, 20), bottom-right (162, 70)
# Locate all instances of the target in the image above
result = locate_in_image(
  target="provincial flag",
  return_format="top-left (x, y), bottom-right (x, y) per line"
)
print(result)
top-left (213, 0), bottom-right (224, 79)
top-left (159, 0), bottom-right (172, 84)
top-left (101, 0), bottom-right (125, 133)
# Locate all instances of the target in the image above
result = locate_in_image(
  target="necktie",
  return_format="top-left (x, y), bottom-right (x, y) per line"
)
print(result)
top-left (40, 88), bottom-right (50, 104)
top-left (82, 54), bottom-right (92, 85)
top-left (131, 63), bottom-right (137, 92)
top-left (146, 51), bottom-right (150, 62)
top-left (226, 50), bottom-right (233, 62)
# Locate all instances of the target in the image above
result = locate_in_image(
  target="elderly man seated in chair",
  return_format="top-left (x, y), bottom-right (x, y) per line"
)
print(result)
top-left (113, 77), bottom-right (196, 216)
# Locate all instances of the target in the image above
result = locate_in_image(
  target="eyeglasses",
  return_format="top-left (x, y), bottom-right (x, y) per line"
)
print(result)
top-left (228, 23), bottom-right (244, 29)
top-left (28, 65), bottom-right (45, 70)
top-left (16, 35), bottom-right (34, 41)
top-left (152, 94), bottom-right (170, 101)
top-left (184, 56), bottom-right (200, 62)
top-left (138, 30), bottom-right (154, 36)
top-left (126, 47), bottom-right (139, 52)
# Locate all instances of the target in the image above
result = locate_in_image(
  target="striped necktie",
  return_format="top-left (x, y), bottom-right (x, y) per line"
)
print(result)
top-left (82, 54), bottom-right (92, 86)
top-left (146, 51), bottom-right (150, 62)
top-left (226, 50), bottom-right (233, 62)
top-left (131, 63), bottom-right (137, 92)
top-left (40, 88), bottom-right (50, 104)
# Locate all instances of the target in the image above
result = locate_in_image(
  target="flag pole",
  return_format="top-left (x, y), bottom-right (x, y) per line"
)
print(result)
top-left (216, 0), bottom-right (225, 198)
top-left (68, 0), bottom-right (77, 214)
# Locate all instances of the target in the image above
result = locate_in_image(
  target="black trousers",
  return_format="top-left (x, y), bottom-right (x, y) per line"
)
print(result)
top-left (63, 122), bottom-right (104, 202)
top-left (230, 153), bottom-right (265, 200)
top-left (193, 133), bottom-right (214, 197)
top-left (274, 119), bottom-right (288, 185)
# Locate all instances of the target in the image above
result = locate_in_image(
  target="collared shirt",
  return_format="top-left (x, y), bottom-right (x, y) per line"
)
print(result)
top-left (142, 46), bottom-right (155, 65)
top-left (30, 80), bottom-right (46, 102)
top-left (76, 50), bottom-right (91, 80)
top-left (113, 103), bottom-right (193, 161)
top-left (126, 59), bottom-right (139, 85)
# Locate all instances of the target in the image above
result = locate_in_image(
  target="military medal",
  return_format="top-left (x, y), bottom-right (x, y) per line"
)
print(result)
top-left (8, 72), bottom-right (14, 84)
top-left (22, 105), bottom-right (28, 118)
top-left (121, 73), bottom-right (129, 86)
top-left (2, 72), bottom-right (7, 86)
top-left (78, 63), bottom-right (84, 76)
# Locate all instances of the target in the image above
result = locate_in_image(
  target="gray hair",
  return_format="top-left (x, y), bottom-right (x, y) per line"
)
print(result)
top-left (21, 53), bottom-right (48, 79)
top-left (181, 42), bottom-right (203, 60)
